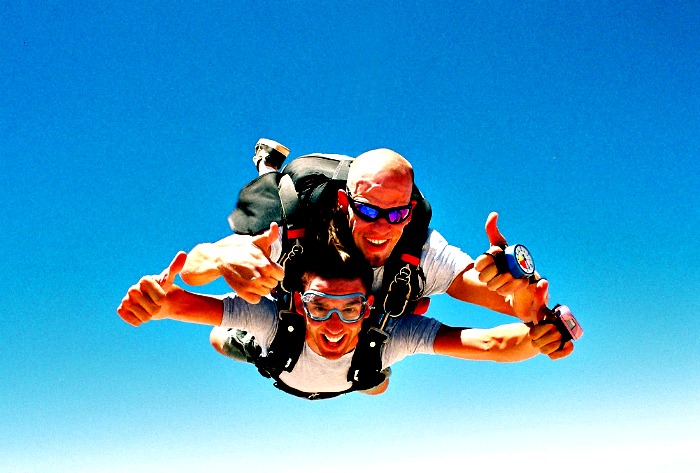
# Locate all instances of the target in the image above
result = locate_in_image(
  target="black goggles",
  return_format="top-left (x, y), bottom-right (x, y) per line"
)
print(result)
top-left (346, 191), bottom-right (413, 224)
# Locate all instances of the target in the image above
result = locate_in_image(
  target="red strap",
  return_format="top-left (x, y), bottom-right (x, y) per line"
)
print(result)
top-left (401, 254), bottom-right (420, 266)
top-left (287, 228), bottom-right (305, 239)
top-left (414, 297), bottom-right (430, 315)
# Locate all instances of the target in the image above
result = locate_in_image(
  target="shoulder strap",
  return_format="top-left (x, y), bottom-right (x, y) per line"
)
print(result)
top-left (347, 314), bottom-right (390, 391)
top-left (254, 310), bottom-right (306, 380)
top-left (376, 184), bottom-right (432, 318)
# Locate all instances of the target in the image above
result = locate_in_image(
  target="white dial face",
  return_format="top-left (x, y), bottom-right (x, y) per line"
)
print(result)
top-left (514, 245), bottom-right (535, 275)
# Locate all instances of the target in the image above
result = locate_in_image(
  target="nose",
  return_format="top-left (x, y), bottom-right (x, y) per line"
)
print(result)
top-left (370, 217), bottom-right (392, 231)
top-left (324, 310), bottom-right (345, 329)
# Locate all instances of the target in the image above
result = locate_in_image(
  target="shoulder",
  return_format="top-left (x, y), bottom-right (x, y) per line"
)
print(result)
top-left (387, 315), bottom-right (442, 348)
top-left (222, 294), bottom-right (278, 326)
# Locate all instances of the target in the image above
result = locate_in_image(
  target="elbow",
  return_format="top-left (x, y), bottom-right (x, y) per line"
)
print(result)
top-left (179, 268), bottom-right (198, 286)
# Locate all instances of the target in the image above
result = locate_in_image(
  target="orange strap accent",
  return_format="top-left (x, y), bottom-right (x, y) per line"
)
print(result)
top-left (287, 228), bottom-right (305, 239)
top-left (401, 254), bottom-right (420, 266)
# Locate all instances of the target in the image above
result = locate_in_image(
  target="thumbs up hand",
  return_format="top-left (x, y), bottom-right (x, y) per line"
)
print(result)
top-left (117, 252), bottom-right (187, 326)
top-left (217, 222), bottom-right (285, 304)
top-left (473, 212), bottom-right (530, 296)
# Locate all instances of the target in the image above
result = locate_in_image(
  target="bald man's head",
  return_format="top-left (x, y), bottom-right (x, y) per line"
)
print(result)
top-left (347, 148), bottom-right (414, 195)
top-left (338, 148), bottom-right (416, 267)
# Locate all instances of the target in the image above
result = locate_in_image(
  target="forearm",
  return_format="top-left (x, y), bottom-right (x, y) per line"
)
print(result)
top-left (162, 287), bottom-right (224, 326)
top-left (433, 323), bottom-right (539, 362)
top-left (446, 267), bottom-right (518, 317)
top-left (180, 242), bottom-right (224, 285)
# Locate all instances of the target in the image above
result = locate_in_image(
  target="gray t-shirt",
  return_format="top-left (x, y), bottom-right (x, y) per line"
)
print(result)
top-left (221, 296), bottom-right (441, 394)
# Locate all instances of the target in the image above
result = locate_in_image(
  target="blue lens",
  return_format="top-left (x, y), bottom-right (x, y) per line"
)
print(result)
top-left (387, 208), bottom-right (411, 223)
top-left (356, 202), bottom-right (379, 220)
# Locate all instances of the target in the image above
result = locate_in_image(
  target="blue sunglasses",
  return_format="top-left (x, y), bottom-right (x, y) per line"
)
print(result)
top-left (346, 191), bottom-right (412, 224)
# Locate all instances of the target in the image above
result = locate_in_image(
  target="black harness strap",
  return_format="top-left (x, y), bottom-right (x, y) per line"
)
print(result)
top-left (347, 314), bottom-right (390, 390)
top-left (255, 310), bottom-right (306, 379)
top-left (272, 378), bottom-right (352, 401)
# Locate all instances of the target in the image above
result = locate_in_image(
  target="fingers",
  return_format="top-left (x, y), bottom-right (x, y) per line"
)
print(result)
top-left (529, 323), bottom-right (574, 359)
top-left (251, 222), bottom-right (280, 258)
top-left (487, 273), bottom-right (530, 296)
top-left (258, 259), bottom-right (285, 282)
top-left (219, 264), bottom-right (281, 304)
top-left (548, 341), bottom-right (574, 360)
top-left (475, 249), bottom-right (530, 296)
top-left (116, 276), bottom-right (167, 326)
top-left (529, 323), bottom-right (561, 354)
top-left (474, 246), bottom-right (504, 272)
top-left (217, 233), bottom-right (285, 299)
top-left (484, 212), bottom-right (508, 248)
top-left (234, 291), bottom-right (263, 304)
top-left (522, 279), bottom-right (549, 324)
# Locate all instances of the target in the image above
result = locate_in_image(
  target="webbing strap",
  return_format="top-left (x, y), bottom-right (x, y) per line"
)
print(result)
top-left (347, 323), bottom-right (389, 390)
top-left (272, 379), bottom-right (351, 400)
top-left (256, 310), bottom-right (305, 378)
top-left (278, 174), bottom-right (300, 229)
top-left (332, 159), bottom-right (352, 180)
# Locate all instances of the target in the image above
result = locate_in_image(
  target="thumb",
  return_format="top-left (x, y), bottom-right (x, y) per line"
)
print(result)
top-left (158, 251), bottom-right (187, 291)
top-left (484, 212), bottom-right (508, 248)
top-left (251, 222), bottom-right (279, 257)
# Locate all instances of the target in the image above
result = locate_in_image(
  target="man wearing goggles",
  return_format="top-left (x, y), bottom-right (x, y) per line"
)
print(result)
top-left (118, 245), bottom-right (567, 397)
top-left (180, 147), bottom-right (573, 358)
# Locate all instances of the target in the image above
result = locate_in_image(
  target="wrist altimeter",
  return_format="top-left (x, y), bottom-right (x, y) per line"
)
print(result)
top-left (545, 304), bottom-right (584, 345)
top-left (492, 244), bottom-right (536, 279)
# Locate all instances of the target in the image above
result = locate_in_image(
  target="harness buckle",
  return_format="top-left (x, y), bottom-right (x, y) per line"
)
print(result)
top-left (383, 264), bottom-right (412, 318)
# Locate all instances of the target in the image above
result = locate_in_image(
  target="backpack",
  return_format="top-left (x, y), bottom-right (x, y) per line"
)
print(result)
top-left (227, 153), bottom-right (432, 398)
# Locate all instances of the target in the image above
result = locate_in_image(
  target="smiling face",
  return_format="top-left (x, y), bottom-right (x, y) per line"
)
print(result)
top-left (295, 275), bottom-right (373, 360)
top-left (340, 149), bottom-right (415, 267)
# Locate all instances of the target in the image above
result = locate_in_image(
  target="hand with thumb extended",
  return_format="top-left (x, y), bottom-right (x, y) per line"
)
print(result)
top-left (527, 282), bottom-right (574, 359)
top-left (218, 222), bottom-right (285, 303)
top-left (117, 251), bottom-right (187, 326)
top-left (511, 278), bottom-right (550, 324)
top-left (474, 212), bottom-right (529, 296)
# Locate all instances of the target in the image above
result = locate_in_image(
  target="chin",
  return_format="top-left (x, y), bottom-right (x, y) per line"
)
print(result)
top-left (361, 249), bottom-right (391, 267)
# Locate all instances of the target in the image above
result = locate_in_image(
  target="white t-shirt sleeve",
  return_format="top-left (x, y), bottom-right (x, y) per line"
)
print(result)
top-left (221, 295), bottom-right (279, 348)
top-left (381, 315), bottom-right (442, 369)
top-left (419, 229), bottom-right (473, 296)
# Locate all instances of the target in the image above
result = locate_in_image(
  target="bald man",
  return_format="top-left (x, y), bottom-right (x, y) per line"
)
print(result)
top-left (180, 148), bottom-right (572, 359)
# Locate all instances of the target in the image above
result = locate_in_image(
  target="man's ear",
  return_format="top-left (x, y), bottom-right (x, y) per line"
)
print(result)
top-left (293, 292), bottom-right (305, 315)
top-left (338, 189), bottom-right (349, 211)
top-left (404, 200), bottom-right (417, 224)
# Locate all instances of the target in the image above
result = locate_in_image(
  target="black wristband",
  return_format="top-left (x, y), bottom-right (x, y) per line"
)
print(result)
top-left (491, 251), bottom-right (510, 275)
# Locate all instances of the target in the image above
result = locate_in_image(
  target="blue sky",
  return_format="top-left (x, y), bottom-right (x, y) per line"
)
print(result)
top-left (2, 1), bottom-right (698, 471)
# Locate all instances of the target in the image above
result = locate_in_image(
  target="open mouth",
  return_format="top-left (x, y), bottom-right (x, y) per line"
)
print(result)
top-left (323, 334), bottom-right (346, 346)
top-left (366, 237), bottom-right (389, 247)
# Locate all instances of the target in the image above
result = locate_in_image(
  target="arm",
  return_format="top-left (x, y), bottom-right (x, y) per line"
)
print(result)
top-left (433, 323), bottom-right (538, 362)
top-left (447, 267), bottom-right (518, 316)
top-left (446, 212), bottom-right (552, 323)
top-left (180, 223), bottom-right (285, 303)
top-left (447, 268), bottom-right (550, 324)
top-left (433, 321), bottom-right (572, 362)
